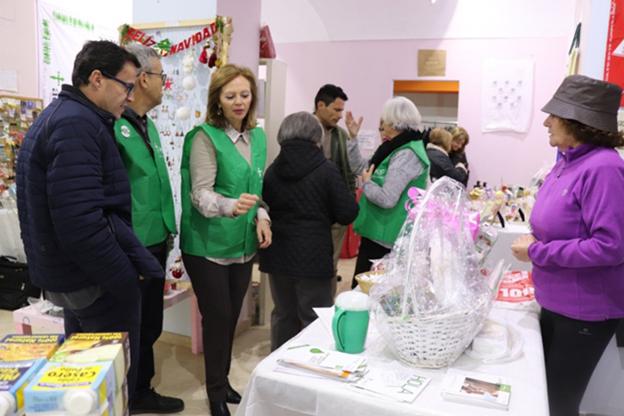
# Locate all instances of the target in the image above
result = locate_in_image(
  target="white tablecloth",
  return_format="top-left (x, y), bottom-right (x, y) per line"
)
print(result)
top-left (237, 307), bottom-right (548, 416)
top-left (0, 207), bottom-right (25, 262)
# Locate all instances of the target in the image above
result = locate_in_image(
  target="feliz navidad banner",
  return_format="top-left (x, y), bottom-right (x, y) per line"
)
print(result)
top-left (118, 16), bottom-right (232, 68)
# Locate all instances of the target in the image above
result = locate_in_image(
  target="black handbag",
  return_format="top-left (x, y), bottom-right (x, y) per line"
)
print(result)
top-left (0, 256), bottom-right (40, 310)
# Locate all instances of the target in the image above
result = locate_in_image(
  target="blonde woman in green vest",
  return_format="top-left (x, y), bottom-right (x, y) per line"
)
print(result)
top-left (351, 97), bottom-right (430, 288)
top-left (179, 64), bottom-right (270, 416)
top-left (113, 43), bottom-right (183, 414)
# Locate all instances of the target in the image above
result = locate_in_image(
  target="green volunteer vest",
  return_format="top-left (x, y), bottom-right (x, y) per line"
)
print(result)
top-left (354, 141), bottom-right (430, 245)
top-left (114, 116), bottom-right (176, 247)
top-left (180, 124), bottom-right (266, 258)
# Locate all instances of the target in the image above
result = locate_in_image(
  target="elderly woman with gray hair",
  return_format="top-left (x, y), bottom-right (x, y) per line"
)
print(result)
top-left (259, 111), bottom-right (359, 350)
top-left (351, 96), bottom-right (430, 288)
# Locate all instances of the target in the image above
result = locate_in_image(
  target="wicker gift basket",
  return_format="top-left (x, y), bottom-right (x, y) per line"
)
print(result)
top-left (369, 178), bottom-right (503, 368)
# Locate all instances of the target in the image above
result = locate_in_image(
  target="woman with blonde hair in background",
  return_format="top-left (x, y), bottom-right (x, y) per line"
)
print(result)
top-left (449, 126), bottom-right (470, 186)
top-left (426, 127), bottom-right (468, 185)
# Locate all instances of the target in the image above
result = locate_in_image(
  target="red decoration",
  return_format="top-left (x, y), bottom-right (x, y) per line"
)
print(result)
top-left (199, 48), bottom-right (208, 64)
top-left (604, 0), bottom-right (624, 105)
top-left (208, 53), bottom-right (217, 68)
top-left (259, 25), bottom-right (276, 59)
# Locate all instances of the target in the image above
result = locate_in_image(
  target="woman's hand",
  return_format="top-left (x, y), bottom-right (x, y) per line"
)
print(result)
top-left (361, 164), bottom-right (375, 183)
top-left (511, 234), bottom-right (536, 262)
top-left (233, 193), bottom-right (259, 216)
top-left (257, 219), bottom-right (272, 249)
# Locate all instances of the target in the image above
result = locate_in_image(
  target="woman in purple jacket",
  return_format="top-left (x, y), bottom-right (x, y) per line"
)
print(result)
top-left (512, 75), bottom-right (624, 416)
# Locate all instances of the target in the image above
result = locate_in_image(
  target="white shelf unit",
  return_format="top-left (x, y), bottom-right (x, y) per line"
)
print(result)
top-left (258, 58), bottom-right (287, 166)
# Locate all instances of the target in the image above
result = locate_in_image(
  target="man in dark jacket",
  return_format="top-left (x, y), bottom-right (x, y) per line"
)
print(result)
top-left (259, 111), bottom-right (359, 350)
top-left (114, 43), bottom-right (183, 414)
top-left (16, 40), bottom-right (164, 401)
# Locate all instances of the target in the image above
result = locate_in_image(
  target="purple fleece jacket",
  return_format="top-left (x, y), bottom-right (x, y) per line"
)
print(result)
top-left (529, 143), bottom-right (624, 321)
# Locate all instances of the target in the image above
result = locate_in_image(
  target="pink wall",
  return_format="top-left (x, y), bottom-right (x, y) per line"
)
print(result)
top-left (277, 36), bottom-right (569, 186)
top-left (0, 0), bottom-right (38, 97)
top-left (217, 0), bottom-right (260, 75)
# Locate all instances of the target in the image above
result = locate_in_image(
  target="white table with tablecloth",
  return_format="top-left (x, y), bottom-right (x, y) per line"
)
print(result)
top-left (236, 305), bottom-right (548, 416)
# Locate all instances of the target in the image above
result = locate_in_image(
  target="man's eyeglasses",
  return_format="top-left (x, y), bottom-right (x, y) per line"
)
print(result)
top-left (145, 71), bottom-right (167, 84)
top-left (100, 70), bottom-right (135, 96)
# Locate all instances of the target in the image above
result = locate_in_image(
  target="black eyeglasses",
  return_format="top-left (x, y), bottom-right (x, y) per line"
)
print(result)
top-left (145, 71), bottom-right (167, 83)
top-left (100, 70), bottom-right (135, 96)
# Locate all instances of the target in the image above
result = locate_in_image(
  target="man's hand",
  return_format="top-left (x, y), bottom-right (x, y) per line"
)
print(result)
top-left (257, 219), bottom-right (272, 249)
top-left (345, 111), bottom-right (363, 139)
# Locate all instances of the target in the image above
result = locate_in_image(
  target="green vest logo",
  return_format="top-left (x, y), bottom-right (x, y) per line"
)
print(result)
top-left (120, 125), bottom-right (131, 138)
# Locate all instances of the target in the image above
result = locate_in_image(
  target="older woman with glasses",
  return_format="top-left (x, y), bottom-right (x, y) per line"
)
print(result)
top-left (351, 97), bottom-right (430, 288)
top-left (512, 75), bottom-right (624, 416)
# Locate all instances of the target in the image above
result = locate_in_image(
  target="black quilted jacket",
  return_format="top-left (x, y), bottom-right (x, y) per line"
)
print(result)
top-left (259, 139), bottom-right (358, 280)
top-left (16, 85), bottom-right (163, 299)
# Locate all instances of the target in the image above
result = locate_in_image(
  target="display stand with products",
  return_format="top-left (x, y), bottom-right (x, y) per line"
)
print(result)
top-left (0, 96), bottom-right (43, 190)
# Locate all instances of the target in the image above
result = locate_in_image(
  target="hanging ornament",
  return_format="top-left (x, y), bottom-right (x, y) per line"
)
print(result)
top-left (199, 48), bottom-right (208, 64)
top-left (175, 107), bottom-right (191, 120)
top-left (182, 76), bottom-right (196, 90)
top-left (208, 52), bottom-right (217, 68)
top-left (154, 39), bottom-right (172, 56)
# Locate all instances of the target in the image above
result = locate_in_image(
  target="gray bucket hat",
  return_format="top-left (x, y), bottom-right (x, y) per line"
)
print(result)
top-left (541, 75), bottom-right (622, 133)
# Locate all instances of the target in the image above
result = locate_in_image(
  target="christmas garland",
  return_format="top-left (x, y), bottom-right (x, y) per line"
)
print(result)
top-left (118, 16), bottom-right (232, 68)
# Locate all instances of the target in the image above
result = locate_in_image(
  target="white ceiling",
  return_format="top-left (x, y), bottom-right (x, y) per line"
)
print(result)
top-left (261, 0), bottom-right (578, 43)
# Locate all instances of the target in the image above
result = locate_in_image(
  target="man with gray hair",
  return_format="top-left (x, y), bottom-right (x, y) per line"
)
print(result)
top-left (114, 43), bottom-right (183, 414)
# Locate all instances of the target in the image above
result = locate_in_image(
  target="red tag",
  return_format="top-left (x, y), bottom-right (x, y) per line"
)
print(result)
top-left (496, 271), bottom-right (535, 303)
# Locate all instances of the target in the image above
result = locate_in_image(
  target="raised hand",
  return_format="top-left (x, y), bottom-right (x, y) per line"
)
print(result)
top-left (345, 111), bottom-right (364, 139)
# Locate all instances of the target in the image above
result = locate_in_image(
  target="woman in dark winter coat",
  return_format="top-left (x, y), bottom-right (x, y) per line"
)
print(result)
top-left (259, 111), bottom-right (359, 350)
top-left (426, 127), bottom-right (468, 185)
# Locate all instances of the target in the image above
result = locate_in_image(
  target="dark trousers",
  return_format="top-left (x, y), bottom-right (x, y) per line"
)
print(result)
top-left (135, 241), bottom-right (167, 393)
top-left (182, 253), bottom-right (252, 402)
top-left (64, 289), bottom-right (141, 401)
top-left (540, 308), bottom-right (619, 416)
top-left (269, 274), bottom-right (333, 351)
top-left (351, 237), bottom-right (391, 289)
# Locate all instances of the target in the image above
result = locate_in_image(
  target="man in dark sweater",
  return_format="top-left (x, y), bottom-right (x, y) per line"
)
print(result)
top-left (313, 84), bottom-right (367, 294)
top-left (16, 41), bottom-right (164, 401)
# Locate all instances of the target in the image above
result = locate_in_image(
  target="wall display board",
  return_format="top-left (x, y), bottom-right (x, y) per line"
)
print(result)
top-left (37, 0), bottom-right (118, 105)
top-left (119, 19), bottom-right (232, 278)
top-left (481, 59), bottom-right (534, 133)
top-left (604, 0), bottom-right (624, 105)
top-left (0, 96), bottom-right (43, 189)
